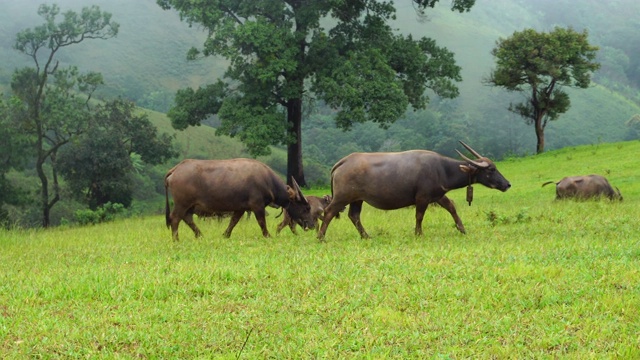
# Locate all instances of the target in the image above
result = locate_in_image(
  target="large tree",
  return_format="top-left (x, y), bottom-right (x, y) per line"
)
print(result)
top-left (487, 27), bottom-right (600, 154)
top-left (157, 0), bottom-right (474, 186)
top-left (11, 4), bottom-right (119, 227)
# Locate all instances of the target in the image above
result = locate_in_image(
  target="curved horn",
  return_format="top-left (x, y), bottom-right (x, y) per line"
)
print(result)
top-left (456, 149), bottom-right (489, 168)
top-left (459, 140), bottom-right (483, 159)
top-left (290, 176), bottom-right (308, 203)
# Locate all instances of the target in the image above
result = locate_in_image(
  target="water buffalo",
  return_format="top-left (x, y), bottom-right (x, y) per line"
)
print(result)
top-left (165, 158), bottom-right (315, 240)
top-left (317, 141), bottom-right (511, 240)
top-left (276, 195), bottom-right (333, 234)
top-left (542, 174), bottom-right (622, 201)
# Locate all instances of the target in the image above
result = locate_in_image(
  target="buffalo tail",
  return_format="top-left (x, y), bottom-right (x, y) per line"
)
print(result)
top-left (165, 183), bottom-right (171, 228)
top-left (541, 181), bottom-right (555, 187)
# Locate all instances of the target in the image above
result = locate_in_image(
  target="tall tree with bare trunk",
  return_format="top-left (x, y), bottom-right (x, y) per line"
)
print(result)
top-left (11, 4), bottom-right (119, 227)
top-left (157, 0), bottom-right (475, 186)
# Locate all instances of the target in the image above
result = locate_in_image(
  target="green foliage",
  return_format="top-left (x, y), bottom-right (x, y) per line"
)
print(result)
top-left (413, 0), bottom-right (476, 13)
top-left (73, 202), bottom-right (125, 225)
top-left (485, 208), bottom-right (531, 226)
top-left (0, 95), bottom-right (32, 224)
top-left (488, 27), bottom-right (601, 153)
top-left (58, 99), bottom-right (177, 209)
top-left (167, 81), bottom-right (227, 130)
top-left (216, 94), bottom-right (288, 157)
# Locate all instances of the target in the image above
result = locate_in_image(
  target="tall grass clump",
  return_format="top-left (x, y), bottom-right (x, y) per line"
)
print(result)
top-left (1, 141), bottom-right (639, 358)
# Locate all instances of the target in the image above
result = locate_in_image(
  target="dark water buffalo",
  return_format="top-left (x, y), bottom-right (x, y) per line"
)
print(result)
top-left (542, 174), bottom-right (622, 201)
top-left (276, 195), bottom-right (334, 234)
top-left (165, 158), bottom-right (315, 240)
top-left (317, 141), bottom-right (511, 240)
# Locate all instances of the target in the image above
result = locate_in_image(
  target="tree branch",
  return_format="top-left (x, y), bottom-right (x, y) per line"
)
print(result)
top-left (221, 5), bottom-right (243, 25)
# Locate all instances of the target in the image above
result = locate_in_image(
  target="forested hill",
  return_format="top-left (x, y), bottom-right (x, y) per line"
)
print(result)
top-left (1, 0), bottom-right (640, 162)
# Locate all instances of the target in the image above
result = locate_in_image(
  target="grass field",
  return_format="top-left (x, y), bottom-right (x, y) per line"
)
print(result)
top-left (1, 141), bottom-right (639, 358)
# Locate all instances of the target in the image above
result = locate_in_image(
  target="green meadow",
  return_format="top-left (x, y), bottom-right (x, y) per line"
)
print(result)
top-left (1, 141), bottom-right (639, 358)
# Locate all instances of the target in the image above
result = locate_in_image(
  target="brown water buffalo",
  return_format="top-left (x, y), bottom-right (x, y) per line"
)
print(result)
top-left (276, 195), bottom-right (333, 234)
top-left (317, 141), bottom-right (511, 240)
top-left (165, 158), bottom-right (315, 240)
top-left (542, 174), bottom-right (622, 201)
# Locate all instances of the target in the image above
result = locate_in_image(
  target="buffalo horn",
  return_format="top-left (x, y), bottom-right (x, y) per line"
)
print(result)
top-left (290, 177), bottom-right (308, 203)
top-left (459, 140), bottom-right (483, 159)
top-left (456, 149), bottom-right (489, 168)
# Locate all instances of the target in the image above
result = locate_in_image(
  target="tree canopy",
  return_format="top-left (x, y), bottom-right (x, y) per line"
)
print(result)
top-left (158, 0), bottom-right (474, 185)
top-left (487, 27), bottom-right (600, 154)
top-left (58, 99), bottom-right (177, 209)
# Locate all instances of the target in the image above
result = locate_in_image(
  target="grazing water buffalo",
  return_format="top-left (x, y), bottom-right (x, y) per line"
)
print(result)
top-left (317, 141), bottom-right (511, 240)
top-left (165, 158), bottom-right (315, 240)
top-left (276, 195), bottom-right (334, 234)
top-left (542, 175), bottom-right (622, 201)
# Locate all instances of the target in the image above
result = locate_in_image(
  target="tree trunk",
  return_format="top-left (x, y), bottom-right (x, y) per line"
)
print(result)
top-left (535, 116), bottom-right (545, 154)
top-left (36, 157), bottom-right (50, 228)
top-left (286, 97), bottom-right (306, 187)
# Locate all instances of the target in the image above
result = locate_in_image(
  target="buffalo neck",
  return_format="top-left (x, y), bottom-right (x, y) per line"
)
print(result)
top-left (442, 158), bottom-right (475, 191)
top-left (272, 184), bottom-right (291, 209)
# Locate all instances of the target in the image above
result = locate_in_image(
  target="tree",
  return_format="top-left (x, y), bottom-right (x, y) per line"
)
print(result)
top-left (0, 96), bottom-right (32, 226)
top-left (11, 4), bottom-right (119, 227)
top-left (157, 0), bottom-right (474, 186)
top-left (486, 27), bottom-right (600, 154)
top-left (58, 99), bottom-right (178, 209)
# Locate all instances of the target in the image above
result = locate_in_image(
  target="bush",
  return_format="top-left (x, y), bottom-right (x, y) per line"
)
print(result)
top-left (74, 202), bottom-right (126, 225)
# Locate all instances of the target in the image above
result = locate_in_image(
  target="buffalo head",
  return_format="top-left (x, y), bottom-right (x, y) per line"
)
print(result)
top-left (456, 141), bottom-right (511, 192)
top-left (285, 177), bottom-right (317, 230)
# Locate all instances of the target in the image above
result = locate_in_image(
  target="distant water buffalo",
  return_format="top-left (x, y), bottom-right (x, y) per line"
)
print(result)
top-left (165, 158), bottom-right (315, 240)
top-left (542, 174), bottom-right (622, 201)
top-left (317, 141), bottom-right (511, 240)
top-left (276, 195), bottom-right (334, 234)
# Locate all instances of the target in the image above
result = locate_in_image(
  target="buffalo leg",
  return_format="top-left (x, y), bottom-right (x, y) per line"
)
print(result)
top-left (288, 220), bottom-right (297, 234)
top-left (169, 207), bottom-right (186, 241)
top-left (183, 212), bottom-right (203, 238)
top-left (414, 203), bottom-right (428, 236)
top-left (275, 218), bottom-right (288, 234)
top-left (276, 210), bottom-right (297, 235)
top-left (317, 203), bottom-right (343, 241)
top-left (223, 211), bottom-right (245, 238)
top-left (170, 213), bottom-right (181, 241)
top-left (437, 196), bottom-right (466, 234)
top-left (348, 201), bottom-right (370, 239)
top-left (253, 208), bottom-right (271, 238)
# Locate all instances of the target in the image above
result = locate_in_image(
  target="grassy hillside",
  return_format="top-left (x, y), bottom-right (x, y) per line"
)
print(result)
top-left (142, 108), bottom-right (292, 174)
top-left (1, 141), bottom-right (639, 358)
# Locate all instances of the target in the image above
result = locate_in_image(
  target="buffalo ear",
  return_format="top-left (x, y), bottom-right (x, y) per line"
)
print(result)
top-left (290, 177), bottom-right (308, 204)
top-left (286, 185), bottom-right (296, 200)
top-left (459, 164), bottom-right (474, 174)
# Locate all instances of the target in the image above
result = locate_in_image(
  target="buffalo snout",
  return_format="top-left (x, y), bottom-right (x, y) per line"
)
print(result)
top-left (500, 181), bottom-right (511, 192)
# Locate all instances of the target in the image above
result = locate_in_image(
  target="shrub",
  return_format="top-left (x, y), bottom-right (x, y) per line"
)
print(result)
top-left (74, 202), bottom-right (126, 225)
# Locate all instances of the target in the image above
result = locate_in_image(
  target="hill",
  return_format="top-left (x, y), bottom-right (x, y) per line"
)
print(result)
top-left (142, 108), bottom-right (296, 184)
top-left (1, 0), bottom-right (640, 159)
top-left (0, 0), bottom-right (226, 112)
